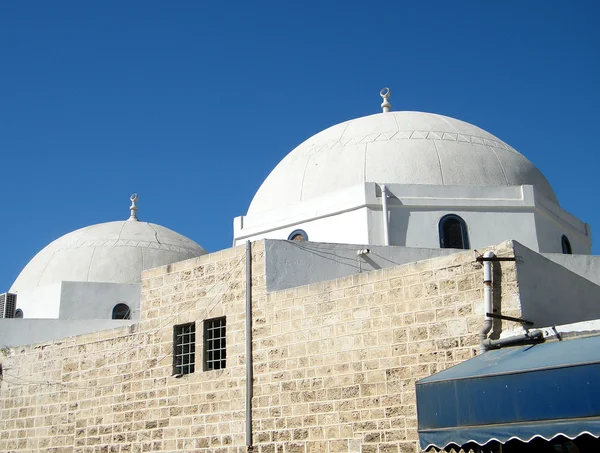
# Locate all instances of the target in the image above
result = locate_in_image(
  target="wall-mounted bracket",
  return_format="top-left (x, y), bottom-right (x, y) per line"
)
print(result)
top-left (476, 256), bottom-right (522, 263)
top-left (486, 312), bottom-right (534, 326)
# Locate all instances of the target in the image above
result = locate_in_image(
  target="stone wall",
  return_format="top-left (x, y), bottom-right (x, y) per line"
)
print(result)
top-left (0, 242), bottom-right (257, 453)
top-left (250, 242), bottom-right (519, 453)
top-left (0, 240), bottom-right (520, 453)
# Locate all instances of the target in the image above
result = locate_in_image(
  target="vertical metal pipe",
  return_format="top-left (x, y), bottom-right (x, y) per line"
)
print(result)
top-left (479, 251), bottom-right (495, 354)
top-left (245, 240), bottom-right (253, 447)
top-left (381, 184), bottom-right (390, 246)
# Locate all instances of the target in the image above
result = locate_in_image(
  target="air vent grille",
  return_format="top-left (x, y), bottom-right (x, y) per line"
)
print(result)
top-left (0, 293), bottom-right (17, 318)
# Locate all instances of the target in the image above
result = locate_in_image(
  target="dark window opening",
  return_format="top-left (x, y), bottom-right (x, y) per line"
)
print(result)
top-left (173, 323), bottom-right (196, 375)
top-left (112, 303), bottom-right (131, 320)
top-left (14, 309), bottom-right (23, 318)
top-left (288, 229), bottom-right (308, 241)
top-left (561, 235), bottom-right (572, 254)
top-left (439, 214), bottom-right (470, 249)
top-left (204, 317), bottom-right (226, 371)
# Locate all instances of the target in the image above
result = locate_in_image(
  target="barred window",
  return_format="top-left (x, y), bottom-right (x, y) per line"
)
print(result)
top-left (204, 317), bottom-right (226, 371)
top-left (173, 323), bottom-right (196, 375)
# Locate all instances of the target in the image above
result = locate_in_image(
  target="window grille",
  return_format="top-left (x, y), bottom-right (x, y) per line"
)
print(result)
top-left (439, 214), bottom-right (470, 250)
top-left (204, 317), bottom-right (226, 371)
top-left (173, 323), bottom-right (196, 375)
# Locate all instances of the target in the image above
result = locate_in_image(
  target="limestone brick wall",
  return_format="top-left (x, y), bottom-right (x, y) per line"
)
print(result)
top-left (0, 242), bottom-right (263, 453)
top-left (0, 240), bottom-right (520, 453)
top-left (249, 242), bottom-right (520, 453)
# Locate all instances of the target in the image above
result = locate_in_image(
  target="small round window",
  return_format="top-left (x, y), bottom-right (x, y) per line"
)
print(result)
top-left (288, 229), bottom-right (308, 241)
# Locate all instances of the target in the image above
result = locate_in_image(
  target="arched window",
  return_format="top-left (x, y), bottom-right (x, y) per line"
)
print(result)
top-left (561, 235), bottom-right (572, 255)
top-left (112, 303), bottom-right (131, 320)
top-left (288, 229), bottom-right (308, 241)
top-left (14, 309), bottom-right (23, 318)
top-left (439, 214), bottom-right (470, 249)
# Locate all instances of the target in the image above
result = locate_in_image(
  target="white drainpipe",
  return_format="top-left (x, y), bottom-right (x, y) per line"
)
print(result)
top-left (479, 251), bottom-right (495, 354)
top-left (381, 184), bottom-right (390, 246)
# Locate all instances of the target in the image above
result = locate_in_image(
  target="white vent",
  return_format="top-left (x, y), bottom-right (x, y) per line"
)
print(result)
top-left (0, 293), bottom-right (17, 318)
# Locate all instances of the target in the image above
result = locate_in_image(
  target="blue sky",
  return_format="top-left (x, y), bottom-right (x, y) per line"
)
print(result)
top-left (1, 1), bottom-right (599, 291)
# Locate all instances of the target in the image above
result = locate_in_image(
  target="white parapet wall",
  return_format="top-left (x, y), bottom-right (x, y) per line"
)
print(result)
top-left (263, 239), bottom-right (458, 292)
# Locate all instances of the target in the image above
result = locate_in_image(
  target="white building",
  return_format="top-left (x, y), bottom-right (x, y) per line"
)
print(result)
top-left (4, 195), bottom-right (206, 325)
top-left (234, 89), bottom-right (591, 254)
top-left (1, 89), bottom-right (595, 346)
top-left (2, 89), bottom-right (600, 453)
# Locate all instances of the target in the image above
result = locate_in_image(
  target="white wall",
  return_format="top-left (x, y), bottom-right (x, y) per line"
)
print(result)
top-left (234, 208), bottom-right (370, 246)
top-left (264, 240), bottom-right (457, 292)
top-left (14, 281), bottom-right (140, 320)
top-left (370, 208), bottom-right (540, 251)
top-left (234, 182), bottom-right (591, 254)
top-left (16, 283), bottom-right (63, 319)
top-left (534, 211), bottom-right (591, 254)
top-left (59, 282), bottom-right (140, 320)
top-left (513, 242), bottom-right (600, 328)
top-left (541, 253), bottom-right (600, 286)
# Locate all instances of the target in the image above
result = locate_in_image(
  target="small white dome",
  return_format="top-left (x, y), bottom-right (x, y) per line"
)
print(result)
top-left (10, 220), bottom-right (206, 292)
top-left (248, 111), bottom-right (557, 214)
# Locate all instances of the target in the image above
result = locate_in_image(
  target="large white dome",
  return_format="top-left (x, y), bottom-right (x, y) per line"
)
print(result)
top-left (10, 220), bottom-right (206, 292)
top-left (248, 111), bottom-right (557, 214)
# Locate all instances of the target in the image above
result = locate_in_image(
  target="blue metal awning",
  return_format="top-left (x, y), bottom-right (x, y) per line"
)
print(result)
top-left (416, 335), bottom-right (600, 450)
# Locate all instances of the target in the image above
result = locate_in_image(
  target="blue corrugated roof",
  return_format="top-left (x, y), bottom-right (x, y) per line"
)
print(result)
top-left (416, 335), bottom-right (600, 450)
top-left (419, 334), bottom-right (600, 383)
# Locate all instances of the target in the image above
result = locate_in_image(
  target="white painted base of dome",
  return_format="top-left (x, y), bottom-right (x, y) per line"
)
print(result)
top-left (16, 281), bottom-right (140, 320)
top-left (234, 182), bottom-right (591, 254)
